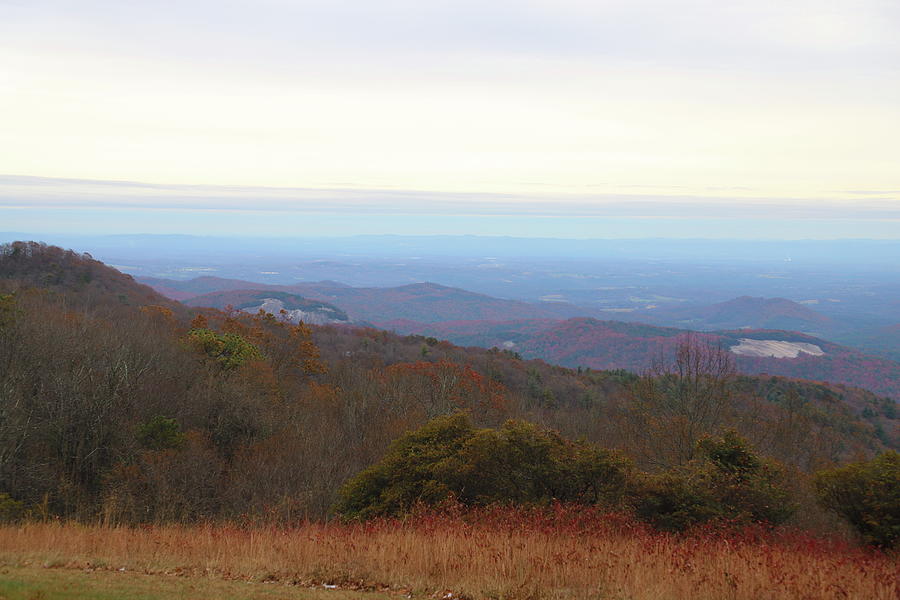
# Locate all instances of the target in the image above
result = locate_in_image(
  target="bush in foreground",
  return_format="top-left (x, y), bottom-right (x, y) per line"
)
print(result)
top-left (334, 412), bottom-right (631, 519)
top-left (0, 492), bottom-right (24, 523)
top-left (633, 430), bottom-right (795, 531)
top-left (814, 450), bottom-right (900, 548)
top-left (336, 416), bottom-right (797, 531)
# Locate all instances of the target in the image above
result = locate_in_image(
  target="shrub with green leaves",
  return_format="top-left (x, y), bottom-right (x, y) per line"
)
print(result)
top-left (0, 293), bottom-right (16, 328)
top-left (137, 416), bottom-right (186, 451)
top-left (0, 492), bottom-right (25, 523)
top-left (187, 328), bottom-right (262, 370)
top-left (633, 430), bottom-right (794, 531)
top-left (334, 412), bottom-right (631, 520)
top-left (814, 450), bottom-right (899, 548)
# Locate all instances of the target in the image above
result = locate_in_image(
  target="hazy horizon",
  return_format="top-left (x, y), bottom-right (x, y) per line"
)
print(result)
top-left (3, 174), bottom-right (899, 239)
top-left (3, 1), bottom-right (899, 240)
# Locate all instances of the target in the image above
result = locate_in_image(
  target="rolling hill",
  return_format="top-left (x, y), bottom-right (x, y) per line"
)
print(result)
top-left (830, 323), bottom-right (900, 363)
top-left (2, 241), bottom-right (896, 524)
top-left (184, 289), bottom-right (350, 325)
top-left (388, 317), bottom-right (900, 401)
top-left (633, 296), bottom-right (834, 333)
top-left (137, 275), bottom-right (284, 301)
top-left (141, 274), bottom-right (900, 401)
top-left (1, 241), bottom-right (177, 310)
top-left (140, 277), bottom-right (597, 323)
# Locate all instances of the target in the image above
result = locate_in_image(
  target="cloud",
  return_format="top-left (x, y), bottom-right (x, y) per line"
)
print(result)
top-left (1, 2), bottom-right (898, 198)
top-left (4, 0), bottom-right (899, 76)
top-left (2, 175), bottom-right (897, 221)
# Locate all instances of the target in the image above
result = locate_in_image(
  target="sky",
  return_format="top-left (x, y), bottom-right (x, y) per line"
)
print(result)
top-left (2, 0), bottom-right (899, 238)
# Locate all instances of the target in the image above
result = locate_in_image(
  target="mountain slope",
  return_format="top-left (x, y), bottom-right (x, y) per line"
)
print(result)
top-left (830, 323), bottom-right (900, 363)
top-left (2, 243), bottom-right (896, 526)
top-left (634, 296), bottom-right (834, 333)
top-left (391, 317), bottom-right (900, 401)
top-left (1, 241), bottom-right (176, 309)
top-left (287, 282), bottom-right (566, 323)
top-left (185, 289), bottom-right (350, 324)
top-left (140, 269), bottom-right (900, 399)
top-left (141, 276), bottom-right (595, 323)
top-left (138, 275), bottom-right (283, 300)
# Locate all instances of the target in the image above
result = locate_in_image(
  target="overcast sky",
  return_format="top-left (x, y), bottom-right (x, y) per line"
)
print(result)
top-left (2, 1), bottom-right (898, 237)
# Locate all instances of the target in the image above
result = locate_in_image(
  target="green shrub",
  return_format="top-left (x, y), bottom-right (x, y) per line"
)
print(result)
top-left (633, 430), bottom-right (794, 531)
top-left (187, 328), bottom-right (262, 370)
top-left (632, 470), bottom-right (720, 532)
top-left (334, 412), bottom-right (630, 519)
top-left (137, 416), bottom-right (186, 451)
top-left (0, 293), bottom-right (16, 328)
top-left (0, 492), bottom-right (25, 523)
top-left (814, 451), bottom-right (900, 548)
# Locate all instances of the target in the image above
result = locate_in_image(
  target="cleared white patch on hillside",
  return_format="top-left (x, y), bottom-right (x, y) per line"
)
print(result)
top-left (242, 298), bottom-right (345, 325)
top-left (731, 338), bottom-right (825, 359)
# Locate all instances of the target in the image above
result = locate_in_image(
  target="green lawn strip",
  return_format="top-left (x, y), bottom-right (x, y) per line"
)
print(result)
top-left (0, 566), bottom-right (396, 600)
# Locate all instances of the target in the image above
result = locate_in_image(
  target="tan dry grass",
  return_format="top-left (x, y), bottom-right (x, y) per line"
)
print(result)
top-left (0, 565), bottom-right (391, 600)
top-left (0, 508), bottom-right (896, 600)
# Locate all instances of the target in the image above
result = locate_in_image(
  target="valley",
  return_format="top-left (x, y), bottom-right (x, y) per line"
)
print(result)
top-left (136, 264), bottom-right (900, 402)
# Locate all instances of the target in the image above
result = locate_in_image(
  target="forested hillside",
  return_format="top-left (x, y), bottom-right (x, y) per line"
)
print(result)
top-left (0, 241), bottom-right (176, 310)
top-left (0, 243), bottom-right (896, 532)
top-left (144, 274), bottom-right (900, 401)
top-left (391, 317), bottom-right (900, 402)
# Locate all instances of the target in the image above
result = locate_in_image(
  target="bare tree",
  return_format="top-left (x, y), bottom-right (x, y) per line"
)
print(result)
top-left (628, 334), bottom-right (736, 468)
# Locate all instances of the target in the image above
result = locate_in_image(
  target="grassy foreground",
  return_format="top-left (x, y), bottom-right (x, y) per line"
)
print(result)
top-left (0, 565), bottom-right (388, 600)
top-left (0, 507), bottom-right (897, 600)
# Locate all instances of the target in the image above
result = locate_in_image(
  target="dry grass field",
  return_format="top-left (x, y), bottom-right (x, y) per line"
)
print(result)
top-left (0, 565), bottom-right (388, 600)
top-left (0, 507), bottom-right (896, 600)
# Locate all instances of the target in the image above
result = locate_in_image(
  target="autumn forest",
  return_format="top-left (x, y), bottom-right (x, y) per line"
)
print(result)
top-left (0, 241), bottom-right (897, 599)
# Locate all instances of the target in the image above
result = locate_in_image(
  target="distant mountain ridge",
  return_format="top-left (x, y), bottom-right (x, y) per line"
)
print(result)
top-left (633, 296), bottom-right (834, 333)
top-left (831, 323), bottom-right (900, 363)
top-left (389, 317), bottom-right (900, 401)
top-left (627, 296), bottom-right (900, 363)
top-left (140, 276), bottom-right (598, 323)
top-left (138, 275), bottom-right (284, 301)
top-left (140, 274), bottom-right (900, 400)
top-left (184, 290), bottom-right (350, 325)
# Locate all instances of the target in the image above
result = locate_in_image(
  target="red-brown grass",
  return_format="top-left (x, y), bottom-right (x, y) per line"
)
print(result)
top-left (0, 505), bottom-right (896, 600)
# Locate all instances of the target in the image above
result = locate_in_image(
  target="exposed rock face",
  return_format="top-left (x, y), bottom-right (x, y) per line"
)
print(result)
top-left (182, 290), bottom-right (350, 325)
top-left (245, 297), bottom-right (348, 325)
top-left (730, 338), bottom-right (825, 359)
